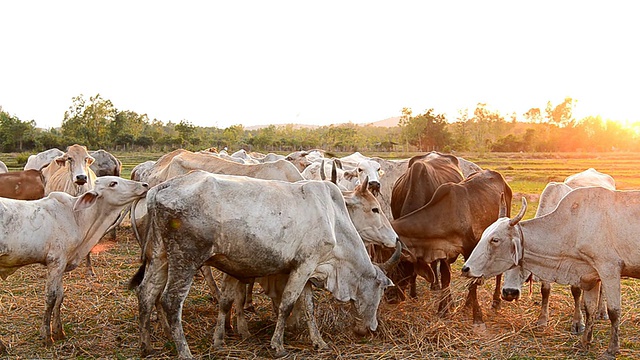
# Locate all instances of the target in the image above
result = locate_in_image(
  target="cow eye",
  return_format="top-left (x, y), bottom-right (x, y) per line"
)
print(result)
top-left (490, 237), bottom-right (499, 243)
top-left (109, 181), bottom-right (118, 187)
top-left (372, 208), bottom-right (380, 214)
top-left (358, 168), bottom-right (363, 173)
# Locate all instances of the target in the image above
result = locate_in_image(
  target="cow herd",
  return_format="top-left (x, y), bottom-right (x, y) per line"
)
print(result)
top-left (0, 145), bottom-right (637, 358)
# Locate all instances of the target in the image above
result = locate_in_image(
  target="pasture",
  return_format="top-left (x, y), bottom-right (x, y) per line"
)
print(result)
top-left (1, 151), bottom-right (640, 359)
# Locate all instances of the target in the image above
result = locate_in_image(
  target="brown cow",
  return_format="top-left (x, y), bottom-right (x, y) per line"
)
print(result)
top-left (0, 169), bottom-right (45, 200)
top-left (378, 152), bottom-right (464, 303)
top-left (43, 144), bottom-right (98, 276)
top-left (391, 169), bottom-right (512, 327)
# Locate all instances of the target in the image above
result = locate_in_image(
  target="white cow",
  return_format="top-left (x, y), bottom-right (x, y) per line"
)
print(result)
top-left (462, 188), bottom-right (640, 358)
top-left (337, 152), bottom-right (385, 194)
top-left (0, 160), bottom-right (7, 174)
top-left (0, 177), bottom-right (148, 349)
top-left (42, 144), bottom-right (98, 276)
top-left (501, 168), bottom-right (615, 333)
top-left (133, 171), bottom-right (397, 358)
top-left (24, 148), bottom-right (64, 171)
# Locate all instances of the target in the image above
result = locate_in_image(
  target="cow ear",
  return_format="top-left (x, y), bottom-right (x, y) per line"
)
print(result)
top-left (511, 237), bottom-right (522, 266)
top-left (87, 155), bottom-right (95, 165)
top-left (74, 191), bottom-right (99, 211)
top-left (343, 169), bottom-right (357, 180)
top-left (55, 155), bottom-right (66, 166)
top-left (499, 193), bottom-right (507, 218)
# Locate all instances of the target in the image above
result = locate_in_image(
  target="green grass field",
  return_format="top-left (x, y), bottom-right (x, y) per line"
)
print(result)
top-left (1, 151), bottom-right (640, 359)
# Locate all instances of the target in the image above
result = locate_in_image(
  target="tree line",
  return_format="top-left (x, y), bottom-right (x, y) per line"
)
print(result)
top-left (1, 94), bottom-right (638, 154)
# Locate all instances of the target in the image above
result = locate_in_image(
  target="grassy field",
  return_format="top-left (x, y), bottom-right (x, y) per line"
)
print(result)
top-left (1, 151), bottom-right (640, 359)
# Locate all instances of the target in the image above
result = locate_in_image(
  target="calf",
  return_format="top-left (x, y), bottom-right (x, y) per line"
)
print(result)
top-left (0, 177), bottom-right (148, 350)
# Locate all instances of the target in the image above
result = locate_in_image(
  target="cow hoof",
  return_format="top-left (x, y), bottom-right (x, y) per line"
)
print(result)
top-left (472, 323), bottom-right (487, 335)
top-left (597, 311), bottom-right (609, 321)
top-left (313, 340), bottom-right (328, 351)
top-left (273, 348), bottom-right (288, 358)
top-left (571, 322), bottom-right (585, 335)
top-left (52, 330), bottom-right (66, 341)
top-left (491, 299), bottom-right (501, 310)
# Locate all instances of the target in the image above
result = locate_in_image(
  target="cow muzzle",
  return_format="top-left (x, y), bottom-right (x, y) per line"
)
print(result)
top-left (501, 288), bottom-right (520, 302)
top-left (368, 181), bottom-right (381, 196)
top-left (75, 174), bottom-right (88, 185)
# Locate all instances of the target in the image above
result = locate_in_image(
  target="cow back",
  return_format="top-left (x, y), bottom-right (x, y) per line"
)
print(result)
top-left (391, 154), bottom-right (463, 219)
top-left (0, 169), bottom-right (45, 200)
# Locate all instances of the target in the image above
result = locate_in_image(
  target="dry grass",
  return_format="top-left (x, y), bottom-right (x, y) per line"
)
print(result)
top-left (2, 226), bottom-right (640, 359)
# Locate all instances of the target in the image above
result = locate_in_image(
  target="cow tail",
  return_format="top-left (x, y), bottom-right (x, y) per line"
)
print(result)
top-left (128, 261), bottom-right (146, 290)
top-left (128, 186), bottom-right (160, 290)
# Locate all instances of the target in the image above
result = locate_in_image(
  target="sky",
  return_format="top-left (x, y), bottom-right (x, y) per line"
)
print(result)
top-left (1, 1), bottom-right (639, 129)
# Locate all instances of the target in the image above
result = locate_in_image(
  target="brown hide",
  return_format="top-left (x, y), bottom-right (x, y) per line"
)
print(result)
top-left (382, 152), bottom-right (464, 300)
top-left (390, 152), bottom-right (463, 219)
top-left (0, 169), bottom-right (45, 200)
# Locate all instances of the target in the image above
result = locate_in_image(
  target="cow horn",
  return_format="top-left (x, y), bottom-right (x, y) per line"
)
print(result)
top-left (331, 159), bottom-right (337, 184)
top-left (509, 197), bottom-right (528, 226)
top-left (378, 240), bottom-right (403, 273)
top-left (499, 193), bottom-right (507, 218)
top-left (320, 159), bottom-right (326, 181)
top-left (360, 175), bottom-right (370, 194)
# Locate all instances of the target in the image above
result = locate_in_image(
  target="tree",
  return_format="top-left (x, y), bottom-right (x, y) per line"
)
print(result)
top-left (399, 108), bottom-right (450, 151)
top-left (0, 109), bottom-right (37, 152)
top-left (62, 94), bottom-right (116, 147)
top-left (545, 97), bottom-right (575, 127)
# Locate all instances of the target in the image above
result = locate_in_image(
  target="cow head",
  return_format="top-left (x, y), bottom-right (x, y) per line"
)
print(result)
top-left (74, 176), bottom-right (149, 212)
top-left (462, 197), bottom-right (527, 279)
top-left (285, 151), bottom-right (312, 172)
top-left (353, 241), bottom-right (402, 335)
top-left (56, 144), bottom-right (95, 186)
top-left (343, 160), bottom-right (384, 196)
top-left (343, 176), bottom-right (398, 248)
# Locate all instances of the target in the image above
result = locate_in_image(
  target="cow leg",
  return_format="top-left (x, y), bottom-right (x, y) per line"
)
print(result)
top-left (199, 266), bottom-right (220, 302)
top-left (300, 282), bottom-right (327, 351)
top-left (491, 274), bottom-right (502, 310)
top-left (214, 276), bottom-right (242, 348)
top-left (536, 281), bottom-right (552, 328)
top-left (581, 285), bottom-right (600, 351)
top-left (597, 284), bottom-right (609, 321)
top-left (232, 279), bottom-right (251, 339)
top-left (51, 283), bottom-right (66, 341)
top-left (138, 260), bottom-right (168, 358)
top-left (599, 279), bottom-right (621, 357)
top-left (85, 254), bottom-right (95, 277)
top-left (41, 263), bottom-right (65, 346)
top-left (244, 280), bottom-right (256, 313)
top-left (160, 264), bottom-right (198, 360)
top-left (430, 260), bottom-right (440, 291)
top-left (437, 262), bottom-right (452, 317)
top-left (271, 265), bottom-right (315, 358)
top-left (468, 281), bottom-right (484, 326)
top-left (570, 285), bottom-right (585, 334)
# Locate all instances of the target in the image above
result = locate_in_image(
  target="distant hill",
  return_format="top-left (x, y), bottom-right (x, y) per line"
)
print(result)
top-left (244, 116), bottom-right (401, 130)
top-left (363, 116), bottom-right (401, 127)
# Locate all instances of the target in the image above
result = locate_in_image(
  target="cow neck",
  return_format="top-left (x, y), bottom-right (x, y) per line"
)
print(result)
top-left (71, 202), bottom-right (123, 262)
top-left (517, 219), bottom-right (566, 284)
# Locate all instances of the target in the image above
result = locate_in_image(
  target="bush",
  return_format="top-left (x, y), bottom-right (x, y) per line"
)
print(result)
top-left (15, 152), bottom-right (31, 166)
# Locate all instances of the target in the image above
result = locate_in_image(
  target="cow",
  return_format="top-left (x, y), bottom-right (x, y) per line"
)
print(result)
top-left (24, 148), bottom-right (64, 171)
top-left (209, 175), bottom-right (401, 354)
top-left (301, 159), bottom-right (353, 190)
top-left (500, 168), bottom-right (615, 333)
top-left (391, 169), bottom-right (512, 326)
top-left (0, 176), bottom-right (148, 351)
top-left (378, 152), bottom-right (464, 303)
top-left (131, 160), bottom-right (156, 182)
top-left (89, 149), bottom-right (122, 177)
top-left (0, 169), bottom-right (45, 200)
top-left (145, 149), bottom-right (304, 187)
top-left (0, 160), bottom-right (7, 174)
top-left (462, 187), bottom-right (640, 358)
top-left (43, 144), bottom-right (98, 276)
top-left (370, 157), bottom-right (409, 220)
top-left (132, 171), bottom-right (397, 358)
top-left (336, 152), bottom-right (385, 195)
